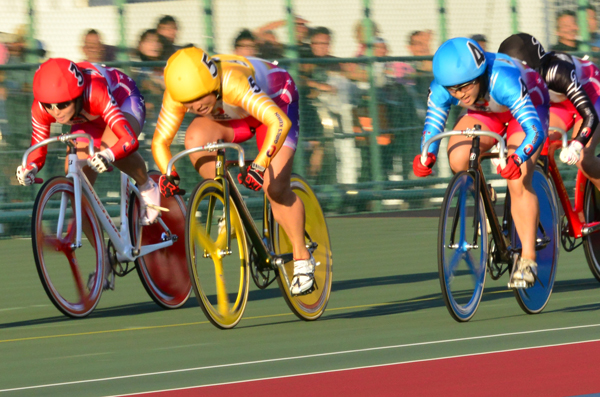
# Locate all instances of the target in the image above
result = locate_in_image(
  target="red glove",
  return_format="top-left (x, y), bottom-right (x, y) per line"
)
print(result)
top-left (497, 154), bottom-right (522, 180)
top-left (413, 153), bottom-right (436, 177)
top-left (159, 171), bottom-right (185, 198)
top-left (238, 163), bottom-right (265, 191)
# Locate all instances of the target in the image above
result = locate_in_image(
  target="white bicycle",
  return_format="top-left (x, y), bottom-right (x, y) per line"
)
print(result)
top-left (24, 133), bottom-right (191, 318)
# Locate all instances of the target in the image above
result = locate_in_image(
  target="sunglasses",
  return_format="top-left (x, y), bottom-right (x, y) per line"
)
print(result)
top-left (445, 79), bottom-right (478, 94)
top-left (41, 101), bottom-right (73, 111)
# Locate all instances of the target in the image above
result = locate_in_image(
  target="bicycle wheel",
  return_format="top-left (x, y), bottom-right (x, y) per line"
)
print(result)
top-left (32, 177), bottom-right (105, 318)
top-left (511, 166), bottom-right (559, 314)
top-left (438, 171), bottom-right (488, 322)
top-left (129, 171), bottom-right (191, 309)
top-left (270, 174), bottom-right (333, 321)
top-left (185, 179), bottom-right (249, 329)
top-left (582, 179), bottom-right (600, 282)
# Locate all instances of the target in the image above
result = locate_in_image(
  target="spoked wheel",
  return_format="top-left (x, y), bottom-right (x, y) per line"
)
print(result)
top-left (582, 179), bottom-right (600, 282)
top-left (269, 174), bottom-right (333, 321)
top-left (185, 179), bottom-right (249, 329)
top-left (511, 166), bottom-right (560, 314)
top-left (32, 177), bottom-right (105, 318)
top-left (438, 171), bottom-right (488, 322)
top-left (129, 171), bottom-right (191, 309)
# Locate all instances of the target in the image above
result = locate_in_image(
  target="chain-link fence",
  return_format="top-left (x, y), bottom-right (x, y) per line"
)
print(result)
top-left (0, 0), bottom-right (592, 237)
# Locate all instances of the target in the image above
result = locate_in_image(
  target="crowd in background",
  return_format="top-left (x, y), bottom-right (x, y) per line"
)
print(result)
top-left (1, 5), bottom-right (600, 224)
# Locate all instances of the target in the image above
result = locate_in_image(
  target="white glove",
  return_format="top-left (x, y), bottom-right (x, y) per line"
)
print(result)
top-left (16, 163), bottom-right (38, 186)
top-left (560, 141), bottom-right (584, 166)
top-left (87, 149), bottom-right (115, 173)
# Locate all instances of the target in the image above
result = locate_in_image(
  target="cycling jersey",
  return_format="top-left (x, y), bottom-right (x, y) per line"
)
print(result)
top-left (28, 63), bottom-right (140, 170)
top-left (422, 52), bottom-right (549, 163)
top-left (152, 54), bottom-right (298, 174)
top-left (539, 53), bottom-right (599, 145)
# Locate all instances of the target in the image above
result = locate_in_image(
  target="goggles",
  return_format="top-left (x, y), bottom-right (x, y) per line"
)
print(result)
top-left (41, 100), bottom-right (73, 111)
top-left (445, 79), bottom-right (478, 94)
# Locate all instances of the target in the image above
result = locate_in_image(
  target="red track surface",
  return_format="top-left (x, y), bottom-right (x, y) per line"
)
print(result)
top-left (129, 340), bottom-right (600, 397)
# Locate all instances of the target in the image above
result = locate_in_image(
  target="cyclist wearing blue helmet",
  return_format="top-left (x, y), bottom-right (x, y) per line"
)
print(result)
top-left (413, 37), bottom-right (550, 286)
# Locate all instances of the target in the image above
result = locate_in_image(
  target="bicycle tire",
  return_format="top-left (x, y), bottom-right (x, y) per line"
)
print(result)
top-left (32, 177), bottom-right (105, 318)
top-left (269, 174), bottom-right (333, 321)
top-left (438, 171), bottom-right (488, 322)
top-left (185, 179), bottom-right (249, 329)
top-left (582, 179), bottom-right (600, 282)
top-left (512, 166), bottom-right (559, 314)
top-left (129, 171), bottom-right (192, 309)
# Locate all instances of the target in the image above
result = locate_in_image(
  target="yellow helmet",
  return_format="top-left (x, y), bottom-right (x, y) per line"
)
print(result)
top-left (164, 47), bottom-right (220, 103)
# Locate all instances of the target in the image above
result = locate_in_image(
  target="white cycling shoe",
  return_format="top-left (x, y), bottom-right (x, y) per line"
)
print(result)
top-left (290, 255), bottom-right (319, 296)
top-left (139, 179), bottom-right (161, 225)
top-left (510, 257), bottom-right (537, 287)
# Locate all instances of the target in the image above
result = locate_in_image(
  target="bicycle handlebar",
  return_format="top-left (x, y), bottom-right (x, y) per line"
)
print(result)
top-left (549, 127), bottom-right (569, 149)
top-left (421, 129), bottom-right (507, 168)
top-left (166, 142), bottom-right (246, 177)
top-left (21, 133), bottom-right (95, 168)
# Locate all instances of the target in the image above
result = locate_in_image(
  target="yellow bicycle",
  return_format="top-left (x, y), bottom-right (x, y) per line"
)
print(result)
top-left (168, 142), bottom-right (333, 329)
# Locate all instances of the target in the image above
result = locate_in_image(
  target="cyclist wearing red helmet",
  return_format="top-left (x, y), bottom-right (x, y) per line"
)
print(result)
top-left (17, 58), bottom-right (160, 224)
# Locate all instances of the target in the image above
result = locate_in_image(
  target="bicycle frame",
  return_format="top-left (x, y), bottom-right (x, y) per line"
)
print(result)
top-left (547, 128), bottom-right (600, 239)
top-left (422, 128), bottom-right (512, 264)
top-left (167, 142), bottom-right (303, 270)
top-left (22, 133), bottom-right (175, 263)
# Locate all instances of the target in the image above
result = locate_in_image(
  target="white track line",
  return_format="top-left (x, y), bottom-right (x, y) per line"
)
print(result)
top-left (103, 338), bottom-right (600, 397)
top-left (1, 322), bottom-right (599, 393)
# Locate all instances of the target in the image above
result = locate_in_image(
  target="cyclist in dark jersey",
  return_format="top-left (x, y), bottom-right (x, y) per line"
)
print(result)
top-left (499, 33), bottom-right (600, 190)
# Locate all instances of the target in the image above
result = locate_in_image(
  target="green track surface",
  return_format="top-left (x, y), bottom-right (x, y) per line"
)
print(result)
top-left (0, 217), bottom-right (599, 396)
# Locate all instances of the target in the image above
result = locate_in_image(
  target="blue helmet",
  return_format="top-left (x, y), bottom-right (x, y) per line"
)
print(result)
top-left (433, 37), bottom-right (487, 87)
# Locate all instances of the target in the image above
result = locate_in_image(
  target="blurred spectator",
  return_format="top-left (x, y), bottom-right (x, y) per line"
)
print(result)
top-left (255, 15), bottom-right (311, 59)
top-left (587, 5), bottom-right (600, 50)
top-left (233, 29), bottom-right (257, 58)
top-left (372, 37), bottom-right (420, 181)
top-left (130, 29), bottom-right (164, 121)
top-left (353, 19), bottom-right (380, 57)
top-left (156, 15), bottom-right (179, 60)
top-left (552, 10), bottom-right (580, 51)
top-left (81, 29), bottom-right (116, 62)
top-left (407, 30), bottom-right (433, 72)
top-left (256, 30), bottom-right (285, 60)
top-left (471, 34), bottom-right (488, 51)
top-left (305, 26), bottom-right (361, 185)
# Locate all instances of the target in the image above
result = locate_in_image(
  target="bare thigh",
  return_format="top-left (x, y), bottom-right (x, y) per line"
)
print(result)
top-left (184, 117), bottom-right (235, 179)
top-left (447, 115), bottom-right (497, 173)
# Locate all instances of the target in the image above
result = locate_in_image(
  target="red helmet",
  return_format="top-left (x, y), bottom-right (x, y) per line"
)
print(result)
top-left (33, 58), bottom-right (85, 103)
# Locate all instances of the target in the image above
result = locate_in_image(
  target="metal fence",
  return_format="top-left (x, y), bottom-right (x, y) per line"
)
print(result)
top-left (0, 0), bottom-right (592, 237)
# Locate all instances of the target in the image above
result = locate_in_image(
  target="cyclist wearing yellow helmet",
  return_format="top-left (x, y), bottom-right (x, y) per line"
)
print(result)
top-left (152, 47), bottom-right (314, 295)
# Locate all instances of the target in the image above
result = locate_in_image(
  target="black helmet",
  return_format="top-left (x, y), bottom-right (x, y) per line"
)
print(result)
top-left (498, 33), bottom-right (548, 70)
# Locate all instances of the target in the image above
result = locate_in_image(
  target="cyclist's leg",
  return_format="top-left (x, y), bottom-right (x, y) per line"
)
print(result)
top-left (104, 108), bottom-right (148, 186)
top-left (447, 114), bottom-right (500, 172)
top-left (183, 116), bottom-right (235, 178)
top-left (263, 146), bottom-right (310, 261)
top-left (505, 132), bottom-right (541, 262)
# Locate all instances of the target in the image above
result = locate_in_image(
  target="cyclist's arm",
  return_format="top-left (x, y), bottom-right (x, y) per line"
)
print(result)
top-left (27, 101), bottom-right (54, 170)
top-left (545, 60), bottom-right (598, 145)
top-left (492, 68), bottom-right (546, 163)
top-left (225, 71), bottom-right (291, 169)
top-left (151, 90), bottom-right (187, 174)
top-left (92, 81), bottom-right (139, 160)
top-left (421, 81), bottom-right (455, 156)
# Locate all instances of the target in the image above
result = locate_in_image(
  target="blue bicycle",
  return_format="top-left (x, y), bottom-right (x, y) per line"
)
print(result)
top-left (422, 127), bottom-right (560, 322)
